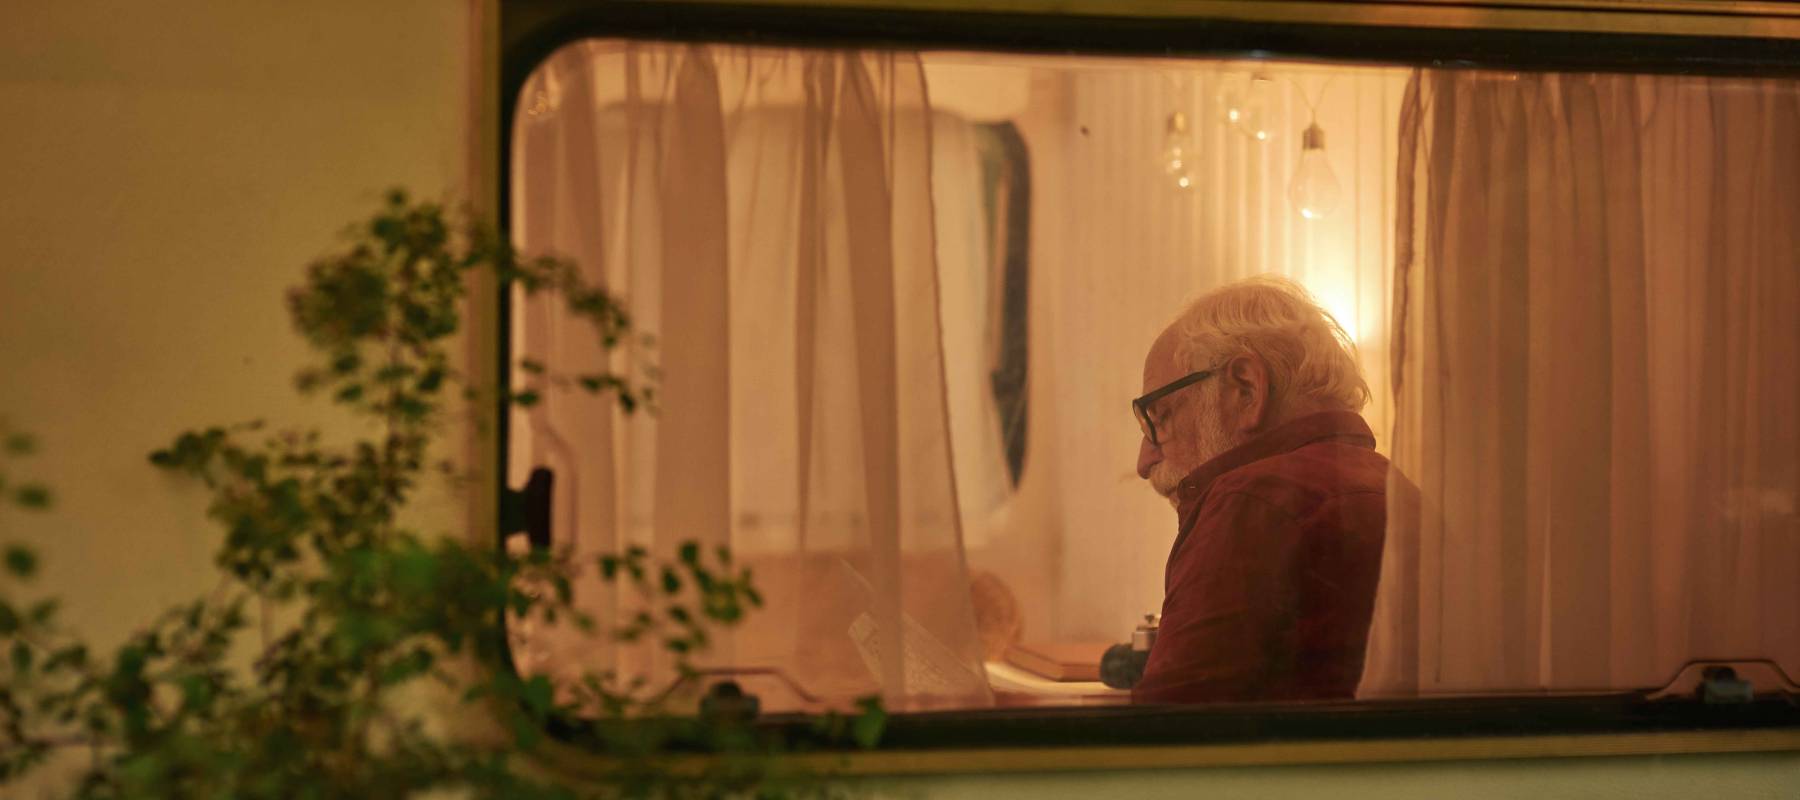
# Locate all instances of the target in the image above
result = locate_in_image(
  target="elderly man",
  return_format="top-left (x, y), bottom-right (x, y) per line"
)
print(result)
top-left (1131, 276), bottom-right (1388, 704)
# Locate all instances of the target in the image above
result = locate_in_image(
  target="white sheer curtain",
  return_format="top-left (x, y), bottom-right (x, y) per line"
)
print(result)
top-left (1366, 70), bottom-right (1800, 696)
top-left (508, 41), bottom-right (992, 712)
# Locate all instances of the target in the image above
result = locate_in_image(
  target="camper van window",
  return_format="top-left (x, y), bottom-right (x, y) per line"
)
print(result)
top-left (494, 1), bottom-right (1800, 760)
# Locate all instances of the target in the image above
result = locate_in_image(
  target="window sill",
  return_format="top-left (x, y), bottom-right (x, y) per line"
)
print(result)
top-left (795, 727), bottom-right (1800, 776)
top-left (531, 693), bottom-right (1800, 777)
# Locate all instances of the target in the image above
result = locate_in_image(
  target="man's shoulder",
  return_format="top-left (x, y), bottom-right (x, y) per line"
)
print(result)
top-left (1209, 440), bottom-right (1389, 518)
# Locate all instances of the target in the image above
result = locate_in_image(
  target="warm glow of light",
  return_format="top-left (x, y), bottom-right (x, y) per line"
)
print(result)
top-left (1316, 284), bottom-right (1360, 343)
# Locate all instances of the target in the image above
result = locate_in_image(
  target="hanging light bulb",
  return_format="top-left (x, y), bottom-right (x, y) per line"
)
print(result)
top-left (1237, 73), bottom-right (1277, 143)
top-left (1216, 73), bottom-right (1246, 129)
top-left (1288, 122), bottom-right (1342, 220)
top-left (1161, 110), bottom-right (1194, 189)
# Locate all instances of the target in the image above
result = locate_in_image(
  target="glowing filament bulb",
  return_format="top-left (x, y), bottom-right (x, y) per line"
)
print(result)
top-left (1217, 74), bottom-right (1245, 127)
top-left (1289, 123), bottom-right (1342, 220)
top-left (1238, 74), bottom-right (1277, 143)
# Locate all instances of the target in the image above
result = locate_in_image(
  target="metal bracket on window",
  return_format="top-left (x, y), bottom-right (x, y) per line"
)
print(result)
top-left (500, 467), bottom-right (554, 549)
top-left (699, 681), bottom-right (761, 723)
top-left (646, 666), bottom-right (825, 720)
top-left (1644, 659), bottom-right (1800, 706)
top-left (1698, 666), bottom-right (1755, 705)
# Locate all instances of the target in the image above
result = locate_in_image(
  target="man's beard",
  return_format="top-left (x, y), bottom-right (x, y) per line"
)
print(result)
top-left (1148, 410), bottom-right (1240, 508)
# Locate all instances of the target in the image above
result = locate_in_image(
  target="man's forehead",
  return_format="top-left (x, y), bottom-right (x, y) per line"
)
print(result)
top-left (1143, 327), bottom-right (1182, 385)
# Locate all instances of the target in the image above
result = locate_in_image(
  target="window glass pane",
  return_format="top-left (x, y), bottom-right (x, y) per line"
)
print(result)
top-left (507, 39), bottom-right (1800, 715)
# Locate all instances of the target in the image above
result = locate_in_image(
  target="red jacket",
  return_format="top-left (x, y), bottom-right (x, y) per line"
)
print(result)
top-left (1133, 411), bottom-right (1389, 704)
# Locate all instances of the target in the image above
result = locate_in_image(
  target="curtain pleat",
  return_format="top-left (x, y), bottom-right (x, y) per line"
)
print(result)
top-left (653, 46), bottom-right (734, 669)
top-left (1369, 70), bottom-right (1800, 696)
top-left (510, 43), bottom-right (991, 712)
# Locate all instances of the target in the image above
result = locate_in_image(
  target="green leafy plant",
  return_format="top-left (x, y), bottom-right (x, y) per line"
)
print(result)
top-left (0, 191), bottom-right (881, 798)
top-left (0, 420), bottom-right (61, 781)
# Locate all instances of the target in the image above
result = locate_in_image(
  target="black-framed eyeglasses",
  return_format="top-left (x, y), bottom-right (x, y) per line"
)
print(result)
top-left (1132, 368), bottom-right (1218, 447)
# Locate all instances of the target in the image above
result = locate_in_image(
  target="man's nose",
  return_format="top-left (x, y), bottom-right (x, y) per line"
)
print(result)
top-left (1136, 436), bottom-right (1159, 480)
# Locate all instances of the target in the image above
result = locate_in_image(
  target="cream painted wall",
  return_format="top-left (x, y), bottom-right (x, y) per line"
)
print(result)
top-left (0, 0), bottom-right (482, 793)
top-left (0, 2), bottom-right (1793, 797)
top-left (0, 1), bottom-right (477, 654)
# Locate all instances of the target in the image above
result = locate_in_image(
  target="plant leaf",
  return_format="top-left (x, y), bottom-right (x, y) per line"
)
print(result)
top-left (3, 545), bottom-right (38, 578)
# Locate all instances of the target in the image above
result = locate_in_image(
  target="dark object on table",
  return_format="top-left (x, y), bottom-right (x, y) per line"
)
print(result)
top-left (1100, 614), bottom-right (1160, 690)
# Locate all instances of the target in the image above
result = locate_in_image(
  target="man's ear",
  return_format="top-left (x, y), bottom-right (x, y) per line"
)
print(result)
top-left (1222, 353), bottom-right (1270, 433)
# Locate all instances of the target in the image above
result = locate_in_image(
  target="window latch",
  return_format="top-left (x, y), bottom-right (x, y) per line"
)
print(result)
top-left (499, 467), bottom-right (554, 549)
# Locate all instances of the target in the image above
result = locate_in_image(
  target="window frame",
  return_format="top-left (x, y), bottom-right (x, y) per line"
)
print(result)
top-left (492, 0), bottom-right (1800, 773)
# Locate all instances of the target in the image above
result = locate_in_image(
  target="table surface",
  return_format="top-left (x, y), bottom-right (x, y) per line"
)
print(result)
top-left (985, 660), bottom-right (1133, 707)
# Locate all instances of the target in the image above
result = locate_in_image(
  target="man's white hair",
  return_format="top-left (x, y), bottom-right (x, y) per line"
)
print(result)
top-left (1169, 275), bottom-right (1370, 412)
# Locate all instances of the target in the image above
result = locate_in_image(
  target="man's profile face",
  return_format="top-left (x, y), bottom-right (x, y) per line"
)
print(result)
top-left (1136, 329), bottom-right (1239, 506)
